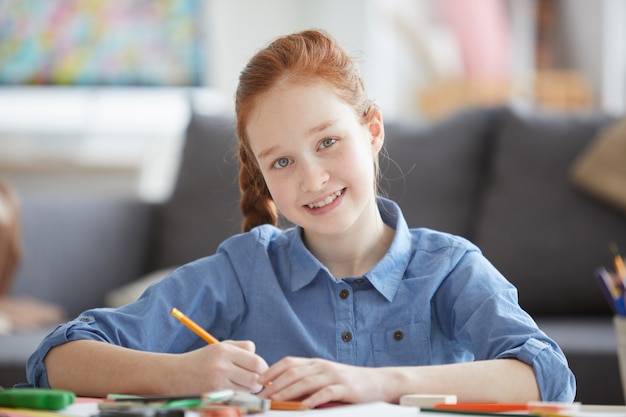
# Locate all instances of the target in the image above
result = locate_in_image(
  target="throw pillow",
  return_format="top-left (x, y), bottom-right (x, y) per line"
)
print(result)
top-left (571, 116), bottom-right (626, 215)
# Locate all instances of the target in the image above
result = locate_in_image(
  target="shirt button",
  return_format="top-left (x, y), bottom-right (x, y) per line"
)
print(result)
top-left (79, 317), bottom-right (91, 322)
top-left (355, 279), bottom-right (364, 284)
top-left (393, 330), bottom-right (404, 341)
top-left (339, 289), bottom-right (350, 299)
top-left (341, 331), bottom-right (353, 342)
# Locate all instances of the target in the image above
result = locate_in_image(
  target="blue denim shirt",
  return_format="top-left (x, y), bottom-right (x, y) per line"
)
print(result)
top-left (27, 198), bottom-right (575, 401)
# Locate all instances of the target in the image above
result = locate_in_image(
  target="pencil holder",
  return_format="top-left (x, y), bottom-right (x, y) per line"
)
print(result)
top-left (614, 315), bottom-right (626, 403)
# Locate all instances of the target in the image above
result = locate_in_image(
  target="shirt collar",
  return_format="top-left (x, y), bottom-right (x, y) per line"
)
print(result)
top-left (288, 197), bottom-right (412, 301)
top-left (289, 228), bottom-right (326, 291)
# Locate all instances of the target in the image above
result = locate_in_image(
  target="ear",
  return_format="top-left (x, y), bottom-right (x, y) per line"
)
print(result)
top-left (367, 107), bottom-right (385, 155)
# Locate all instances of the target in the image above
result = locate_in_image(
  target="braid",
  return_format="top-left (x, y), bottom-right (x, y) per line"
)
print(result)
top-left (238, 145), bottom-right (278, 232)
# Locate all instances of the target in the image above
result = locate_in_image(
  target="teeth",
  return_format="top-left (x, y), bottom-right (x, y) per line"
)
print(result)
top-left (308, 190), bottom-right (342, 209)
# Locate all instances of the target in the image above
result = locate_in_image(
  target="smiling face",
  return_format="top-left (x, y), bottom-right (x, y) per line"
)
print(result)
top-left (246, 79), bottom-right (384, 239)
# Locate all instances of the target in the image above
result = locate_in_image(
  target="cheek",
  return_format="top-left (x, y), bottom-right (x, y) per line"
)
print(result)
top-left (262, 173), bottom-right (289, 203)
top-left (347, 145), bottom-right (377, 181)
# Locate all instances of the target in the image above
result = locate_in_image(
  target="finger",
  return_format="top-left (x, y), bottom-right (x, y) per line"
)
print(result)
top-left (259, 356), bottom-right (305, 386)
top-left (225, 339), bottom-right (256, 353)
top-left (220, 341), bottom-right (269, 374)
top-left (217, 342), bottom-right (269, 391)
top-left (262, 361), bottom-right (327, 401)
top-left (301, 384), bottom-right (348, 408)
top-left (226, 368), bottom-right (266, 393)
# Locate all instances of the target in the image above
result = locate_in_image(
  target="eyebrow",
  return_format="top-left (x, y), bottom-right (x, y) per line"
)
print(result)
top-left (257, 145), bottom-right (279, 161)
top-left (256, 118), bottom-right (338, 160)
top-left (306, 119), bottom-right (337, 136)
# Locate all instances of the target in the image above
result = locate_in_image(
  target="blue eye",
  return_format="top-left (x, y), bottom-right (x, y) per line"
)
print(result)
top-left (320, 138), bottom-right (336, 149)
top-left (273, 157), bottom-right (291, 169)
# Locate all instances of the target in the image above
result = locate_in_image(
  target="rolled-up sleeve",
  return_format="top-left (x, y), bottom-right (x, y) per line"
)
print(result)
top-left (496, 336), bottom-right (576, 401)
top-left (27, 317), bottom-right (111, 388)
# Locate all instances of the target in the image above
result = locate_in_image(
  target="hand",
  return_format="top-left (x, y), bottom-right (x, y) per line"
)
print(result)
top-left (173, 340), bottom-right (269, 394)
top-left (258, 357), bottom-right (383, 408)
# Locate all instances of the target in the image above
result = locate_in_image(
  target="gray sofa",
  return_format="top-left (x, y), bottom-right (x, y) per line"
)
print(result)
top-left (2, 105), bottom-right (625, 404)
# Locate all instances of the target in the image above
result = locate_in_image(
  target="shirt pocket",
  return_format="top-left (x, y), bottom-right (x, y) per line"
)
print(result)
top-left (371, 322), bottom-right (431, 366)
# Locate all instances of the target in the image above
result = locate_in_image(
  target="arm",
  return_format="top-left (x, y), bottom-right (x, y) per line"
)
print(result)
top-left (33, 250), bottom-right (264, 396)
top-left (45, 339), bottom-right (268, 397)
top-left (259, 357), bottom-right (539, 408)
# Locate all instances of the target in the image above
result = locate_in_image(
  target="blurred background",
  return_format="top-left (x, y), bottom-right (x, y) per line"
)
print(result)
top-left (0, 0), bottom-right (624, 202)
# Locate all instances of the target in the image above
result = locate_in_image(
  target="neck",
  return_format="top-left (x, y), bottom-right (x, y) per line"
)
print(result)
top-left (303, 202), bottom-right (395, 278)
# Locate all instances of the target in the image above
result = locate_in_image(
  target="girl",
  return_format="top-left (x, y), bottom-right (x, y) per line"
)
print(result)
top-left (28, 30), bottom-right (574, 406)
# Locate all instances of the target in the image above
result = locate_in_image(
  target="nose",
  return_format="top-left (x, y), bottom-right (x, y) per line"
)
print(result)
top-left (299, 159), bottom-right (329, 193)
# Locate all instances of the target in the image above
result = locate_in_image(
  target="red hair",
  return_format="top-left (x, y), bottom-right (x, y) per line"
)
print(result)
top-left (235, 29), bottom-right (375, 232)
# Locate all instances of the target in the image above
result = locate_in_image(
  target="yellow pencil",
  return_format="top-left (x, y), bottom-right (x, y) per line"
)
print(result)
top-left (611, 243), bottom-right (626, 279)
top-left (170, 307), bottom-right (219, 345)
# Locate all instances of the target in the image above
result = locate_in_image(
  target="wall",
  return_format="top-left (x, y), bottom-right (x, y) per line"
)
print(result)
top-left (204, 0), bottom-right (625, 118)
top-left (206, 0), bottom-right (383, 115)
top-left (556, 0), bottom-right (625, 114)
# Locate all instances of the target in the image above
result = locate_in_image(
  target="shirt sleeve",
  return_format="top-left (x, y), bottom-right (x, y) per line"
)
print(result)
top-left (497, 336), bottom-right (576, 402)
top-left (436, 248), bottom-right (576, 402)
top-left (26, 318), bottom-right (109, 388)
top-left (26, 250), bottom-right (247, 388)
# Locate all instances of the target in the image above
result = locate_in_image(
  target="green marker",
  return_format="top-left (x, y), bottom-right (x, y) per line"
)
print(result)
top-left (164, 399), bottom-right (202, 409)
top-left (0, 388), bottom-right (75, 410)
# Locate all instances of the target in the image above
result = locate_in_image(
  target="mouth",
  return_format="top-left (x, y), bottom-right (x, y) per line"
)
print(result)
top-left (306, 189), bottom-right (345, 209)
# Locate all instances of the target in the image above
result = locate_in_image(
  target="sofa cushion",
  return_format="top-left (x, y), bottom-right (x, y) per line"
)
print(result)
top-left (11, 193), bottom-right (152, 318)
top-left (474, 107), bottom-right (625, 316)
top-left (382, 107), bottom-right (503, 238)
top-left (150, 114), bottom-right (243, 271)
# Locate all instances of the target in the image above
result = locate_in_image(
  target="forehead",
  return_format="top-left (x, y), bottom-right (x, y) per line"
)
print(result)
top-left (246, 80), bottom-right (358, 150)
